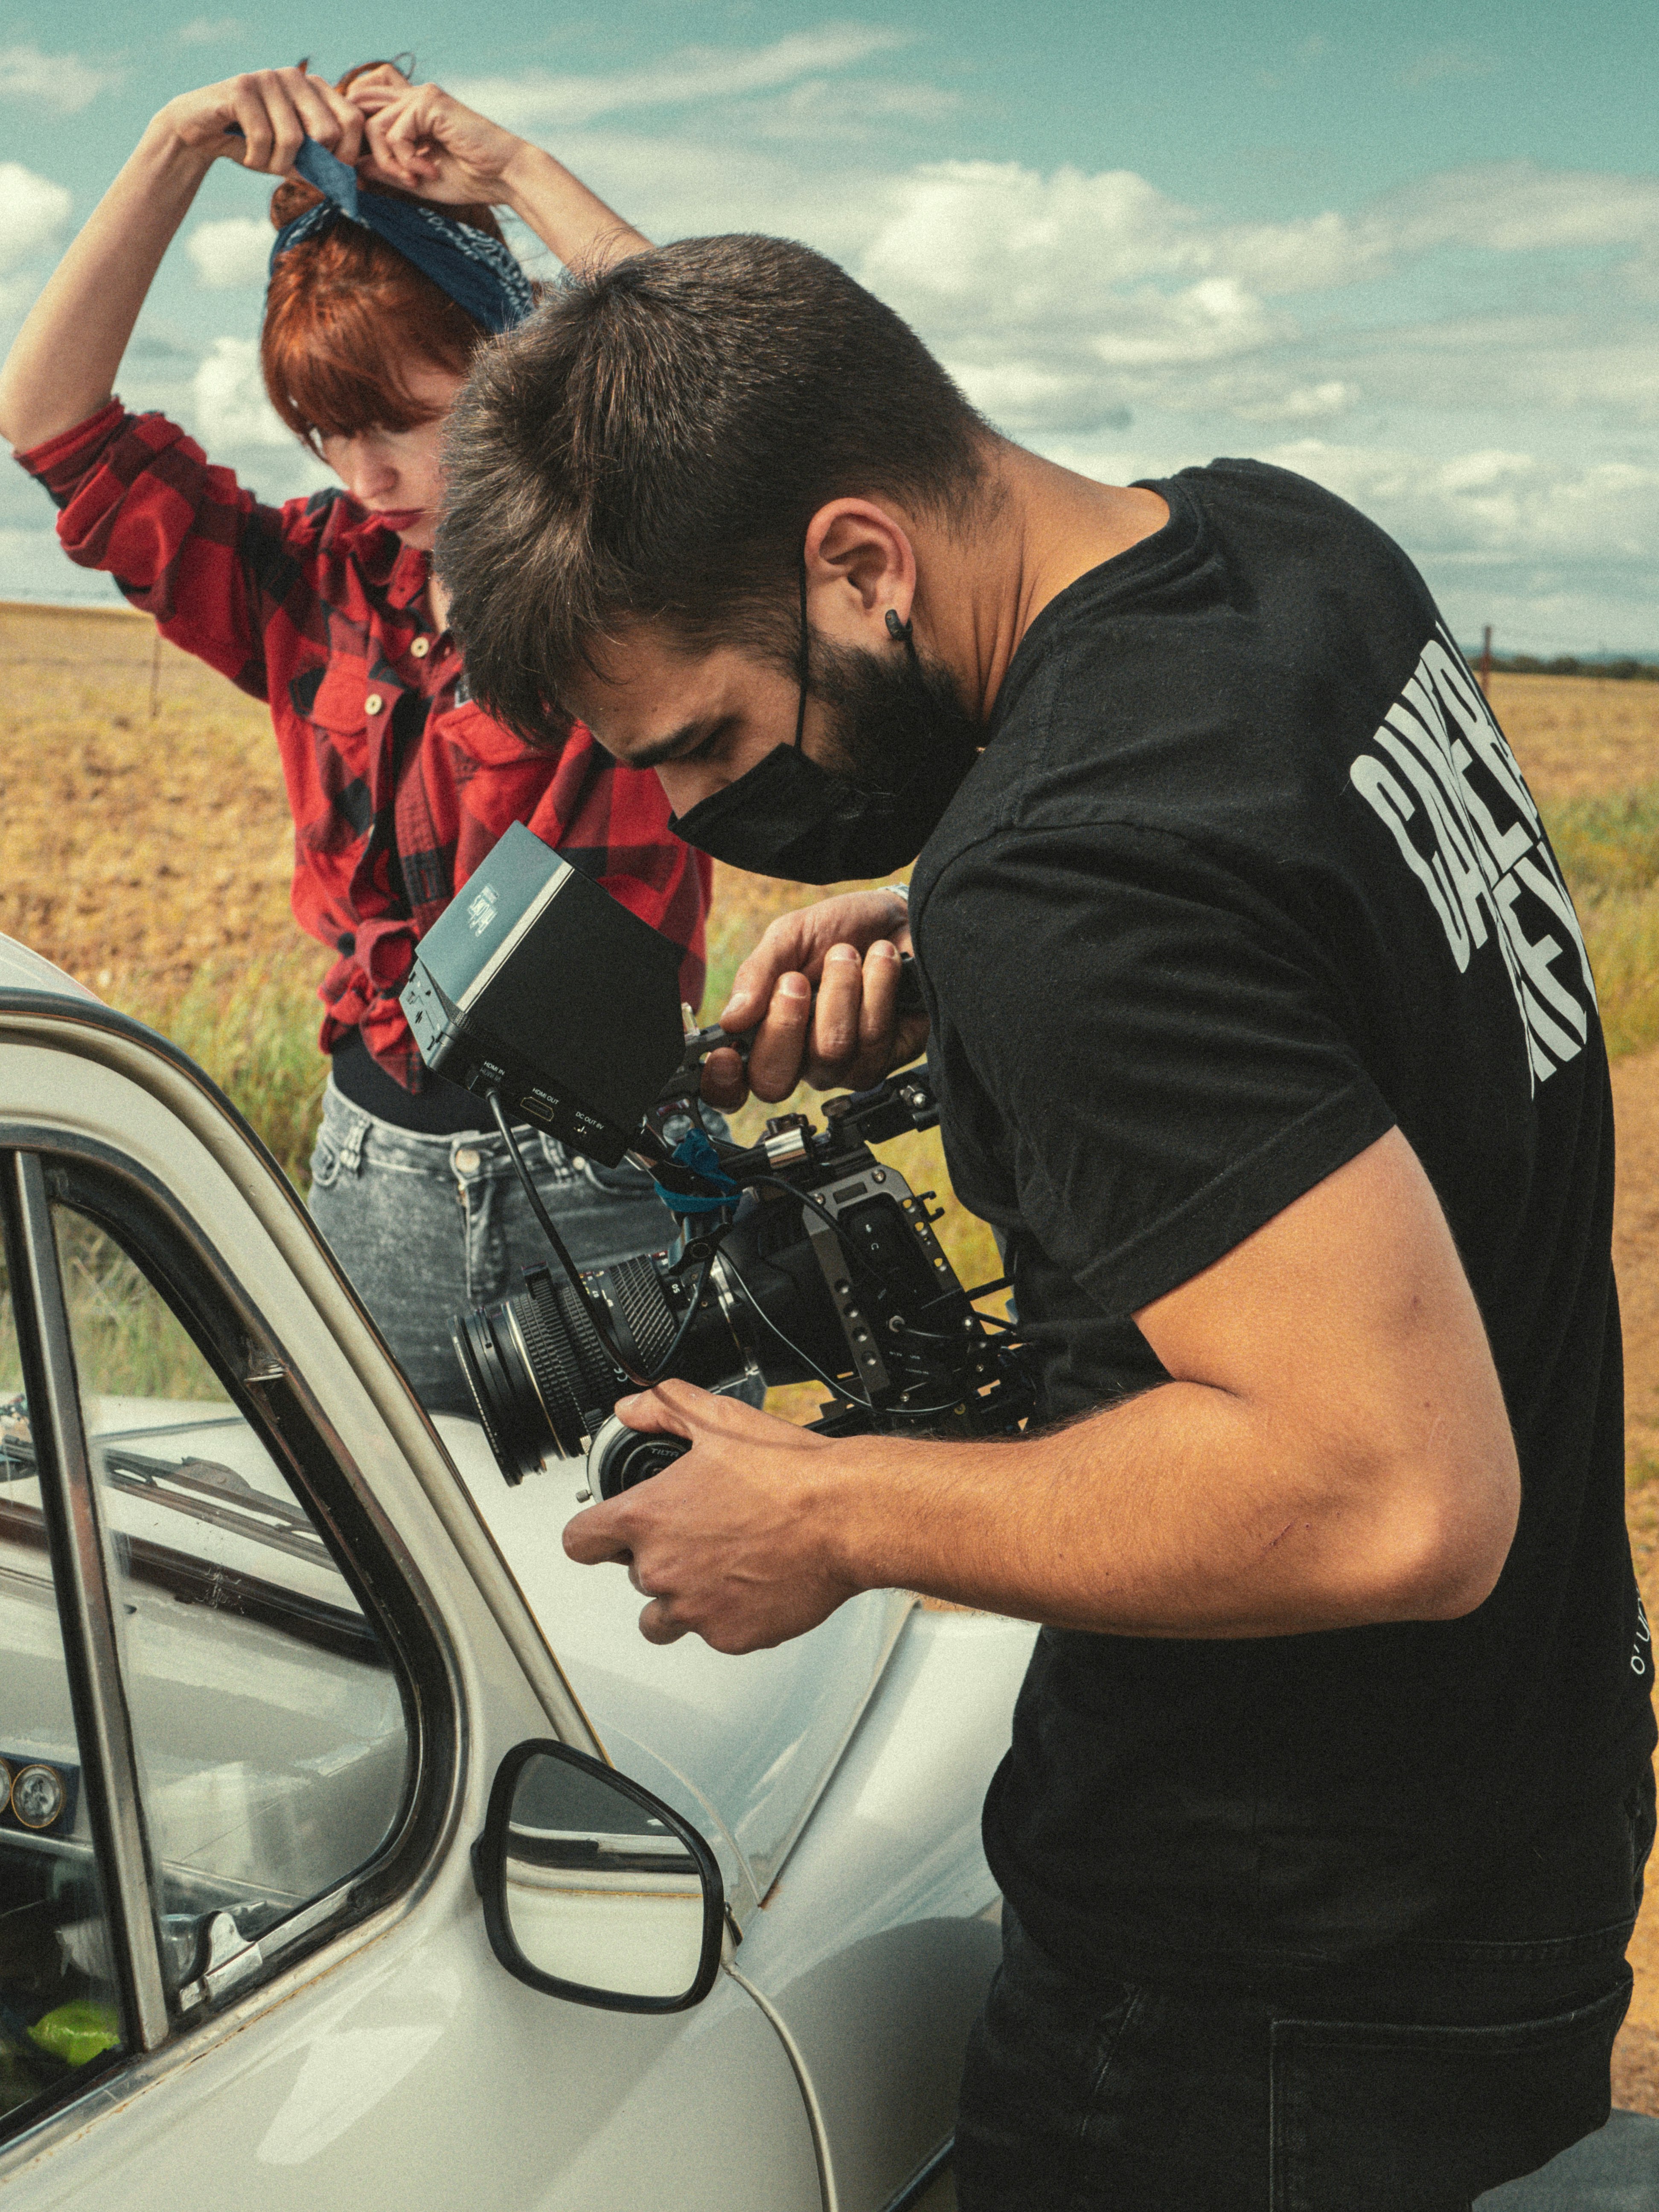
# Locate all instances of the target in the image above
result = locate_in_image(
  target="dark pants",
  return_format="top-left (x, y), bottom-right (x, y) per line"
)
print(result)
top-left (957, 1772), bottom-right (1653, 2212)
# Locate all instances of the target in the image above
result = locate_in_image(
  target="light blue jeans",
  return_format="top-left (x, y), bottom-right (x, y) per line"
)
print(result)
top-left (307, 1077), bottom-right (681, 1415)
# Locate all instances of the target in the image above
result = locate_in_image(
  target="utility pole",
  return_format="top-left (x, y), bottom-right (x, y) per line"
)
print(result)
top-left (1479, 625), bottom-right (1493, 697)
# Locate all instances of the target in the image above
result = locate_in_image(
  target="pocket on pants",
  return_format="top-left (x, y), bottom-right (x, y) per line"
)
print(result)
top-left (308, 1127), bottom-right (343, 1192)
top-left (1269, 1971), bottom-right (1632, 2212)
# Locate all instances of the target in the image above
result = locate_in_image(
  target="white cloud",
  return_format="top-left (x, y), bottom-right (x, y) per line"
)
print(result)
top-left (191, 336), bottom-right (289, 448)
top-left (186, 216), bottom-right (271, 290)
top-left (746, 73), bottom-right (959, 143)
top-left (1232, 380), bottom-right (1356, 424)
top-left (0, 42), bottom-right (121, 114)
top-left (1271, 441), bottom-right (1659, 565)
top-left (176, 15), bottom-right (247, 42)
top-left (450, 24), bottom-right (911, 132)
top-left (0, 162), bottom-right (70, 275)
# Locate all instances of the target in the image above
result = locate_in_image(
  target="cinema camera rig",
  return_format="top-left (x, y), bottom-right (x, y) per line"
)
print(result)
top-left (399, 825), bottom-right (1035, 1497)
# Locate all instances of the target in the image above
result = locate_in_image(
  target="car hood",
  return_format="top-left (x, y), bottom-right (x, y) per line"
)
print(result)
top-left (439, 1415), bottom-right (915, 1921)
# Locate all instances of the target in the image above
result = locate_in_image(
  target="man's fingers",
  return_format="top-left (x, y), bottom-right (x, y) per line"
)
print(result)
top-left (562, 1504), bottom-right (632, 1565)
top-left (639, 1600), bottom-right (690, 1646)
top-left (746, 972), bottom-right (814, 1102)
top-left (612, 1379), bottom-right (708, 1436)
top-left (721, 922), bottom-right (812, 1031)
top-left (847, 939), bottom-right (904, 1089)
top-left (807, 943), bottom-right (863, 1073)
top-left (699, 1043), bottom-right (748, 1112)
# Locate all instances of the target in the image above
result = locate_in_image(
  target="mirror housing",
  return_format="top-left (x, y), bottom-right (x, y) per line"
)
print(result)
top-left (478, 1740), bottom-right (724, 2012)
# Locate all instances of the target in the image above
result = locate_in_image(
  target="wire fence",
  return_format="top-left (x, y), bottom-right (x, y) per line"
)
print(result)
top-left (2, 626), bottom-right (180, 715)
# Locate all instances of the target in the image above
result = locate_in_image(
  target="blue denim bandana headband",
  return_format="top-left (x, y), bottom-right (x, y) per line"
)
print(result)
top-left (268, 135), bottom-right (535, 334)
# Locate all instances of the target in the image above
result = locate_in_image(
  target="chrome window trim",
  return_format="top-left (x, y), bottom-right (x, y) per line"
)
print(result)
top-left (5, 1153), bottom-right (171, 2049)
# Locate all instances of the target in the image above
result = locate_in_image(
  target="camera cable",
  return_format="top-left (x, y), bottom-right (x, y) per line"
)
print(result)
top-left (712, 1247), bottom-right (878, 1415)
top-left (486, 1088), bottom-right (694, 1393)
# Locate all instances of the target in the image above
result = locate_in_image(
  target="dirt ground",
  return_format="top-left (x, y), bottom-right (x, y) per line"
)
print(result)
top-left (3, 607), bottom-right (1658, 2107)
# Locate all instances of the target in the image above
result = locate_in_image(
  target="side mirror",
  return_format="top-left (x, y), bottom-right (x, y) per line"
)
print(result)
top-left (478, 1740), bottom-right (724, 2012)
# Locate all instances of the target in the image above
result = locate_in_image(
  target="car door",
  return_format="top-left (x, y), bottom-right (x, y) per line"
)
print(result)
top-left (0, 965), bottom-right (821, 2212)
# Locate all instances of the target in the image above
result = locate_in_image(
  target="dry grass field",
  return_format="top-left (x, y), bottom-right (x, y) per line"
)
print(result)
top-left (3, 604), bottom-right (1657, 2112)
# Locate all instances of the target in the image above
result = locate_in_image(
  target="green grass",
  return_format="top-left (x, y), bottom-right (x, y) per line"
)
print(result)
top-left (108, 940), bottom-right (330, 1192)
top-left (1543, 786), bottom-right (1659, 1061)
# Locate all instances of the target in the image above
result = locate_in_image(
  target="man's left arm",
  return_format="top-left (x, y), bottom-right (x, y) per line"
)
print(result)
top-left (563, 1123), bottom-right (1521, 1651)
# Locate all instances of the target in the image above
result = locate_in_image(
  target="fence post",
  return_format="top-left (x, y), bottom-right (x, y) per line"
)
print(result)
top-left (1479, 625), bottom-right (1493, 697)
top-left (148, 630), bottom-right (161, 719)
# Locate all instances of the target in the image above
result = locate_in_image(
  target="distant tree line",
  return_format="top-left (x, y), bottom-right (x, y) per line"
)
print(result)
top-left (1468, 652), bottom-right (1659, 682)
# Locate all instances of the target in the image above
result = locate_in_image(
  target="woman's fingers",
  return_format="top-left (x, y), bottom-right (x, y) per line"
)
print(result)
top-left (301, 75), bottom-right (366, 164)
top-left (225, 70), bottom-right (311, 175)
top-left (226, 77), bottom-right (276, 172)
top-left (341, 62), bottom-right (407, 109)
top-left (366, 89), bottom-right (444, 187)
top-left (290, 72), bottom-right (357, 163)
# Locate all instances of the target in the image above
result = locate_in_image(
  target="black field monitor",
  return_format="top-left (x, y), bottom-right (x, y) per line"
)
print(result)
top-left (400, 823), bottom-right (687, 1164)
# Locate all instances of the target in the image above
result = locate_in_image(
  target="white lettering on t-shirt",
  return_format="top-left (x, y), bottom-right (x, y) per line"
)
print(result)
top-left (1350, 626), bottom-right (1596, 1093)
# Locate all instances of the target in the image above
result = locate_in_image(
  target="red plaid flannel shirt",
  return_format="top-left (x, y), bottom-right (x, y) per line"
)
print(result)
top-left (19, 402), bottom-right (711, 1089)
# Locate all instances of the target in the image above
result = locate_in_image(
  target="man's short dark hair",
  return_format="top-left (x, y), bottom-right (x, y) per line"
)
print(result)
top-left (437, 234), bottom-right (994, 745)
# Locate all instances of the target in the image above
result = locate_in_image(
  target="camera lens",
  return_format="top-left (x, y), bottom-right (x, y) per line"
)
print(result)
top-left (455, 1253), bottom-right (745, 1485)
top-left (586, 1415), bottom-right (693, 1499)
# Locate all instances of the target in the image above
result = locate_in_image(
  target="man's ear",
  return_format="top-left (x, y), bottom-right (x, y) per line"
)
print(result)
top-left (804, 498), bottom-right (917, 645)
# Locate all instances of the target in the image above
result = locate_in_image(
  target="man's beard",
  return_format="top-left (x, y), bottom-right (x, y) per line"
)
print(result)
top-left (805, 630), bottom-right (982, 796)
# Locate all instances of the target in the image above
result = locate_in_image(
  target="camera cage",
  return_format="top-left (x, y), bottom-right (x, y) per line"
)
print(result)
top-left (454, 1045), bottom-right (1035, 1485)
top-left (403, 824), bottom-right (1034, 1483)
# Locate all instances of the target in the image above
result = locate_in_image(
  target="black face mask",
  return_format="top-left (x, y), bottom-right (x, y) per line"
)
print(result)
top-left (669, 570), bottom-right (981, 883)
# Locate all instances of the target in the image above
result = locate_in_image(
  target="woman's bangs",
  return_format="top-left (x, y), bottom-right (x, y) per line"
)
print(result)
top-left (261, 229), bottom-right (482, 450)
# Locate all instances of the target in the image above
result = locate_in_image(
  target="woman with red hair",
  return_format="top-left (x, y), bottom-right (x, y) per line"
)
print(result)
top-left (0, 61), bottom-right (710, 1413)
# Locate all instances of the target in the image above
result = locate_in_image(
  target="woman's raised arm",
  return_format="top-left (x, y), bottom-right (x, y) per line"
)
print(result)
top-left (0, 67), bottom-right (364, 452)
top-left (346, 68), bottom-right (653, 274)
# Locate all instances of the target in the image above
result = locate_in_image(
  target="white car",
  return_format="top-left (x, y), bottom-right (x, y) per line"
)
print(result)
top-left (0, 936), bottom-right (1036, 2212)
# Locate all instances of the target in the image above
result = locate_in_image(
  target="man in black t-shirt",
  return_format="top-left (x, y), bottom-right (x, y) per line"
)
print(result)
top-left (439, 237), bottom-right (1656, 2210)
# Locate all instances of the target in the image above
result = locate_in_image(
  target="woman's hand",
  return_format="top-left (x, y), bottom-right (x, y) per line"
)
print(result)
top-left (346, 66), bottom-right (652, 269)
top-left (156, 67), bottom-right (365, 176)
top-left (347, 68), bottom-right (528, 206)
top-left (702, 888), bottom-right (927, 1108)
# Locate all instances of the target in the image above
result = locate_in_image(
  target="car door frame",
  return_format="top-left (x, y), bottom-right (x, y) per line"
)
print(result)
top-left (0, 989), bottom-right (609, 2180)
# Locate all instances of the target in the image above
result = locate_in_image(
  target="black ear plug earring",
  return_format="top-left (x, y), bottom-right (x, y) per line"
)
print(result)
top-left (885, 608), bottom-right (914, 643)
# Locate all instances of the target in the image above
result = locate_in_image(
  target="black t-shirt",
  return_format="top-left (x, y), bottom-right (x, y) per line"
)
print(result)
top-left (909, 459), bottom-right (1656, 1988)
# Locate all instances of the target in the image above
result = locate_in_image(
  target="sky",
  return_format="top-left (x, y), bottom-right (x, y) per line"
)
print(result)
top-left (0, 0), bottom-right (1656, 652)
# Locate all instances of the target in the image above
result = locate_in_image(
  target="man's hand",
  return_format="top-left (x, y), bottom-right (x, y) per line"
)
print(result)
top-left (562, 1382), bottom-right (860, 1652)
top-left (704, 887), bottom-right (928, 1108)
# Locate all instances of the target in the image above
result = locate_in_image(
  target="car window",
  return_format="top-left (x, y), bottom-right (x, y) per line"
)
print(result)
top-left (49, 1205), bottom-right (414, 2000)
top-left (0, 1243), bottom-right (127, 2134)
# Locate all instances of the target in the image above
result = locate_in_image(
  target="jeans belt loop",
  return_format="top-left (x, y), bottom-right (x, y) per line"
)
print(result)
top-left (336, 1107), bottom-right (369, 1176)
